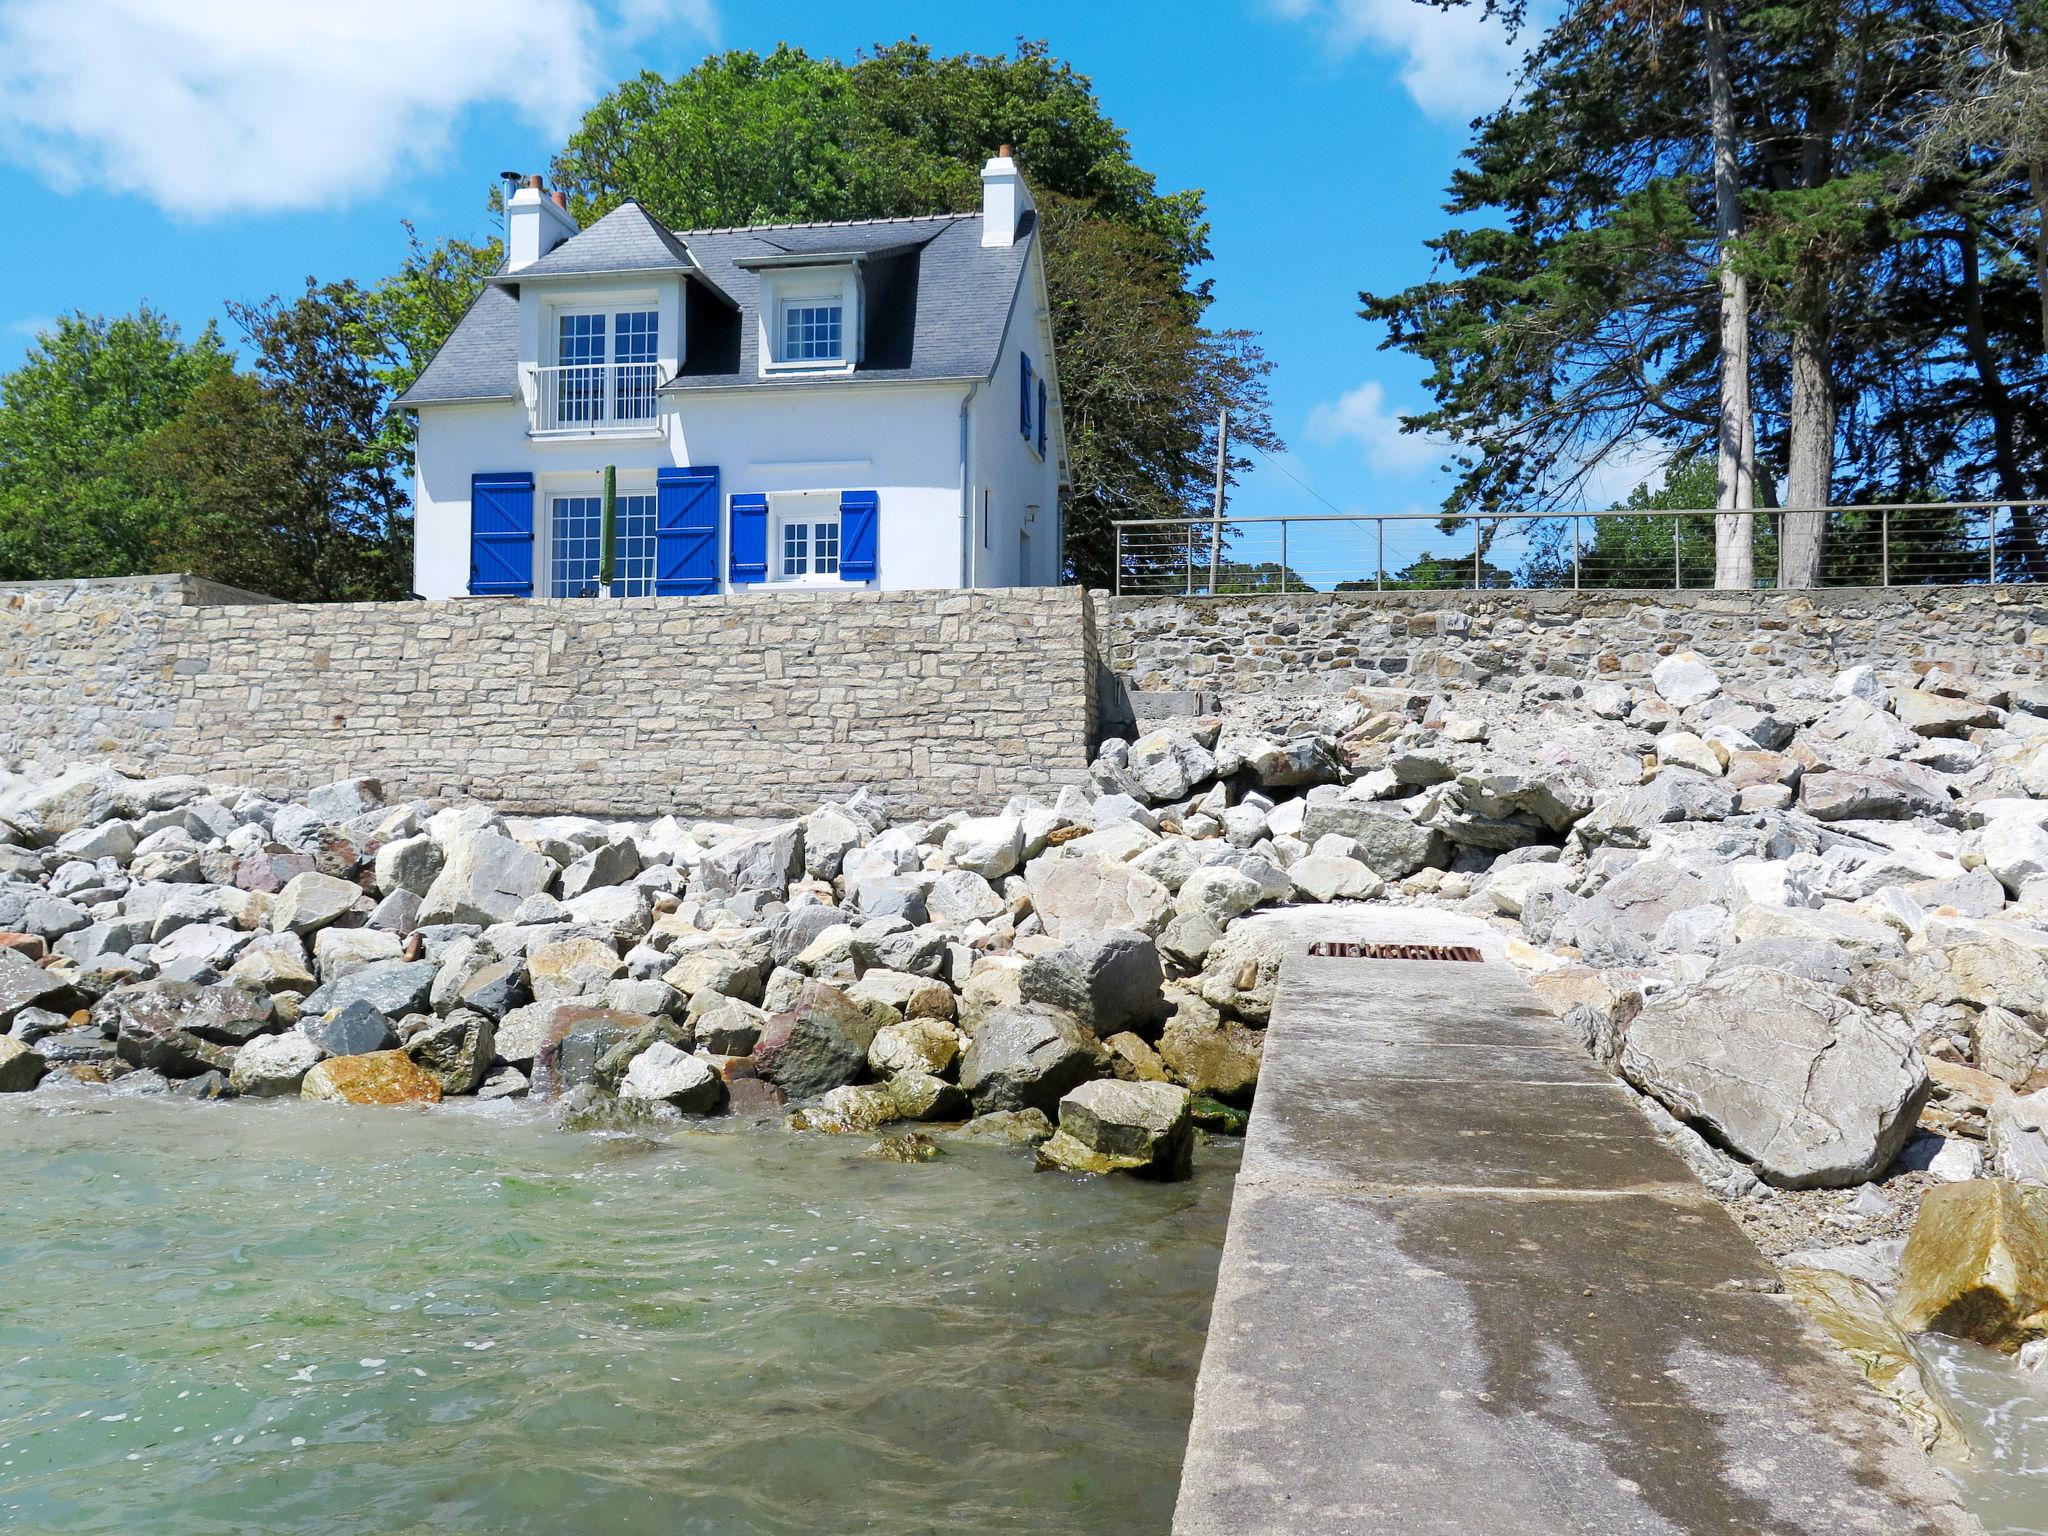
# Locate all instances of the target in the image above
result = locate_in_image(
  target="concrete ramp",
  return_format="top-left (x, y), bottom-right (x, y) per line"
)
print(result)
top-left (1173, 951), bottom-right (1980, 1535)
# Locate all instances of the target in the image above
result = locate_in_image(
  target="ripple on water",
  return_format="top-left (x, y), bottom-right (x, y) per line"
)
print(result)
top-left (1923, 1336), bottom-right (2048, 1536)
top-left (0, 1096), bottom-right (1238, 1535)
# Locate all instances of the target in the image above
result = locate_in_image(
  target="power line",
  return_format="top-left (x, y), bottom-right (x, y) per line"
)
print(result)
top-left (1245, 441), bottom-right (1356, 519)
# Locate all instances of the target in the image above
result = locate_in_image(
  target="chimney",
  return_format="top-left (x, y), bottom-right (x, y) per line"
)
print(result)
top-left (506, 173), bottom-right (579, 272)
top-left (981, 145), bottom-right (1032, 249)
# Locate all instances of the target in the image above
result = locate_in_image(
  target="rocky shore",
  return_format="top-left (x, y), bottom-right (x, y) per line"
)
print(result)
top-left (5, 646), bottom-right (2048, 1408)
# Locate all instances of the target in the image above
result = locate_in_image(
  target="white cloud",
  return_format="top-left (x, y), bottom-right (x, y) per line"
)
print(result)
top-left (0, 0), bottom-right (717, 216)
top-left (1266, 0), bottom-right (1534, 123)
top-left (1305, 379), bottom-right (1448, 474)
top-left (1574, 437), bottom-right (1676, 507)
top-left (6, 315), bottom-right (55, 338)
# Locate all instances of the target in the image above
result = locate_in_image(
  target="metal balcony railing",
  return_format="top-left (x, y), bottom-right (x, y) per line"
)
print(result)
top-left (1110, 502), bottom-right (2048, 596)
top-left (530, 363), bottom-right (662, 435)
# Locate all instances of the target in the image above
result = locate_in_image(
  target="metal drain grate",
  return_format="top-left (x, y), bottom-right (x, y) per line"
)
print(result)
top-left (1306, 940), bottom-right (1483, 962)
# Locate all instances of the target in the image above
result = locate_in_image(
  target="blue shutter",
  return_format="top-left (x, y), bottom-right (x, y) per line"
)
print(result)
top-left (1037, 378), bottom-right (1049, 457)
top-left (839, 491), bottom-right (878, 582)
top-left (469, 472), bottom-right (534, 596)
top-left (655, 466), bottom-right (720, 596)
top-left (729, 493), bottom-right (768, 585)
top-left (1019, 353), bottom-right (1033, 438)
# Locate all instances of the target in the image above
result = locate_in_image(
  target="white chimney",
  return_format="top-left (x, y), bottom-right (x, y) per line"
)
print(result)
top-left (981, 146), bottom-right (1033, 248)
top-left (506, 175), bottom-right (579, 272)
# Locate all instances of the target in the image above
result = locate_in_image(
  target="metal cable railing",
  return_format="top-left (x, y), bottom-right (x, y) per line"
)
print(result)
top-left (1110, 502), bottom-right (2048, 595)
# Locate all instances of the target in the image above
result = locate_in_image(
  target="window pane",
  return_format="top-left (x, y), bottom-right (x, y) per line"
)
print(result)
top-left (613, 311), bottom-right (657, 364)
top-left (558, 314), bottom-right (607, 423)
top-left (813, 520), bottom-right (840, 576)
top-left (612, 494), bottom-right (656, 596)
top-left (613, 311), bottom-right (658, 421)
top-left (550, 496), bottom-right (603, 597)
top-left (781, 522), bottom-right (808, 577)
top-left (782, 302), bottom-right (843, 362)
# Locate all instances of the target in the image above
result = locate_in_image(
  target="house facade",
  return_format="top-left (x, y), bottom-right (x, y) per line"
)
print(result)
top-left (398, 152), bottom-right (1067, 599)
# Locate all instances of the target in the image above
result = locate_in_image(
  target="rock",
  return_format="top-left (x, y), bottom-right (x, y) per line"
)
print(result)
top-left (1833, 664), bottom-right (1888, 705)
top-left (1487, 862), bottom-right (1568, 918)
top-left (958, 1004), bottom-right (1105, 1115)
top-left (946, 1107), bottom-right (1056, 1146)
top-left (479, 1064), bottom-right (529, 1100)
top-left (0, 1035), bottom-right (46, 1092)
top-left (404, 1008), bottom-right (496, 1094)
top-left (1620, 967), bottom-right (1929, 1188)
top-left (868, 1018), bottom-right (963, 1078)
top-left (1973, 1006), bottom-right (2048, 1088)
top-left (880, 1068), bottom-right (967, 1122)
top-left (270, 871), bottom-right (363, 936)
top-left (924, 868), bottom-right (1005, 925)
top-left (1127, 730), bottom-right (1216, 804)
top-left (301, 999), bottom-right (398, 1058)
top-left (312, 926), bottom-right (404, 981)
top-left (693, 995), bottom-right (768, 1056)
top-left (0, 947), bottom-right (71, 1025)
top-left (1157, 1015), bottom-right (1264, 1102)
top-left (1800, 766), bottom-right (1952, 822)
top-left (663, 946), bottom-right (763, 1005)
top-left (103, 984), bottom-right (234, 1078)
top-left (618, 1040), bottom-right (722, 1113)
top-left (224, 932), bottom-right (317, 996)
top-left (1160, 911), bottom-right (1223, 968)
top-left (448, 957), bottom-right (528, 1021)
top-left (420, 831), bottom-right (554, 926)
top-left (1175, 866), bottom-right (1264, 925)
top-left (1026, 854), bottom-right (1173, 940)
top-left (532, 1008), bottom-right (649, 1097)
top-left (1655, 731), bottom-right (1725, 777)
top-left (1895, 1180), bottom-right (2048, 1352)
top-left (1651, 651), bottom-right (1720, 708)
top-left (1104, 1030), bottom-right (1173, 1083)
top-left (559, 837), bottom-right (640, 899)
top-left (304, 777), bottom-right (383, 823)
top-left (1779, 1263), bottom-right (1970, 1459)
top-left (754, 981), bottom-right (878, 1099)
top-left (1037, 1079), bottom-right (1194, 1179)
top-left (178, 982), bottom-right (276, 1045)
top-left (528, 936), bottom-right (625, 1001)
top-left (229, 1031), bottom-right (323, 1096)
top-left (301, 959), bottom-right (437, 1019)
top-left (1286, 853), bottom-right (1381, 903)
top-left (5, 765), bottom-right (135, 841)
top-left (863, 1132), bottom-right (942, 1163)
top-left (696, 822), bottom-right (803, 898)
top-left (1980, 818), bottom-right (2048, 896)
top-left (372, 834), bottom-right (444, 899)
top-left (1894, 689), bottom-right (2000, 738)
top-left (1988, 1089), bottom-right (2048, 1185)
top-left (301, 1050), bottom-right (444, 1106)
top-left (943, 816), bottom-right (1025, 880)
top-left (1297, 802), bottom-right (1441, 879)
top-left (1018, 930), bottom-right (1164, 1037)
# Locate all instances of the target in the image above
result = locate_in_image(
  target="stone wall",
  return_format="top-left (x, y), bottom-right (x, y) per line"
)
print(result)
top-left (1098, 587), bottom-right (2048, 704)
top-left (1, 578), bottom-right (1093, 818)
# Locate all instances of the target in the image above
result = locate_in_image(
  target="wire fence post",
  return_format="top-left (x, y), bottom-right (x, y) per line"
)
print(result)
top-left (1673, 519), bottom-right (1682, 590)
top-left (1185, 523), bottom-right (1195, 596)
top-left (1572, 516), bottom-right (1582, 590)
top-left (1279, 520), bottom-right (1289, 594)
top-left (1880, 509), bottom-right (1889, 587)
top-left (1990, 506), bottom-right (1999, 585)
top-left (1376, 520), bottom-right (1385, 592)
top-left (1473, 523), bottom-right (1482, 591)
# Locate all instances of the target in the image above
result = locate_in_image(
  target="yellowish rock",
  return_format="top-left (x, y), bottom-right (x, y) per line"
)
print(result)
top-left (301, 1050), bottom-right (444, 1106)
top-left (1896, 1180), bottom-right (2048, 1352)
top-left (1779, 1265), bottom-right (1970, 1462)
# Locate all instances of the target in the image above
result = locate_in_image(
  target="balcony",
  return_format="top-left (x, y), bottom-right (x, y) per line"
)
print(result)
top-left (530, 363), bottom-right (663, 437)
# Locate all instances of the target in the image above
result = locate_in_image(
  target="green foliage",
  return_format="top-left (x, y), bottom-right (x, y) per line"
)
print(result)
top-left (364, 221), bottom-right (503, 462)
top-left (0, 309), bottom-right (231, 580)
top-left (550, 38), bottom-right (1273, 586)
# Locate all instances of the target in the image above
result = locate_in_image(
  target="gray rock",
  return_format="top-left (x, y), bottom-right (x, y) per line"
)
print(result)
top-left (101, 984), bottom-right (234, 1078)
top-left (373, 834), bottom-right (444, 898)
top-left (301, 999), bottom-right (397, 1057)
top-left (753, 981), bottom-right (877, 1099)
top-left (1297, 803), bottom-right (1441, 879)
top-left (420, 831), bottom-right (555, 926)
top-left (696, 822), bottom-right (803, 898)
top-left (618, 1040), bottom-right (721, 1113)
top-left (313, 925), bottom-right (404, 981)
top-left (1019, 930), bottom-right (1164, 1037)
top-left (1127, 730), bottom-right (1216, 804)
top-left (694, 995), bottom-right (768, 1055)
top-left (945, 1107), bottom-right (1057, 1146)
top-left (1026, 854), bottom-right (1174, 940)
top-left (1039, 1078), bottom-right (1194, 1179)
top-left (367, 887), bottom-right (423, 933)
top-left (1574, 776), bottom-right (1737, 849)
top-left (1620, 966), bottom-right (1929, 1188)
top-left (270, 871), bottom-right (363, 935)
top-left (943, 815), bottom-right (1025, 879)
top-left (0, 947), bottom-right (71, 1025)
top-left (178, 982), bottom-right (277, 1045)
top-left (1986, 1088), bottom-right (2048, 1185)
top-left (229, 1031), bottom-right (323, 1096)
top-left (1651, 652), bottom-right (1721, 709)
top-left (300, 959), bottom-right (438, 1019)
top-left (0, 1035), bottom-right (46, 1092)
top-left (533, 1008), bottom-right (650, 1097)
top-left (925, 868), bottom-right (1005, 924)
top-left (304, 777), bottom-right (383, 823)
top-left (529, 936), bottom-right (626, 1001)
top-left (1801, 767), bottom-right (1952, 823)
top-left (560, 837), bottom-right (641, 899)
top-left (856, 877), bottom-right (929, 924)
top-left (959, 1004), bottom-right (1105, 1115)
top-left (1287, 853), bottom-right (1381, 903)
top-left (405, 1008), bottom-right (496, 1094)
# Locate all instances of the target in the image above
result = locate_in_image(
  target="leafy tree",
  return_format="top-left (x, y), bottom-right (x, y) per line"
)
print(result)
top-left (365, 221), bottom-right (504, 463)
top-left (549, 39), bottom-right (1276, 587)
top-left (0, 309), bottom-right (230, 580)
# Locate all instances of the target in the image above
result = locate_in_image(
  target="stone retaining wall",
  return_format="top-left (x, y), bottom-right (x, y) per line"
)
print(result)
top-left (2, 578), bottom-right (1094, 817)
top-left (1098, 587), bottom-right (2048, 701)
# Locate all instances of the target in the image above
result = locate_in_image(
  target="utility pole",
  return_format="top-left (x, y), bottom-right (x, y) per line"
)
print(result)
top-left (598, 464), bottom-right (617, 595)
top-left (1208, 404), bottom-right (1228, 595)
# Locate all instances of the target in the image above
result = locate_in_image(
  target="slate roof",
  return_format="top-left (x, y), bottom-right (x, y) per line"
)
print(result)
top-left (397, 204), bottom-right (1035, 408)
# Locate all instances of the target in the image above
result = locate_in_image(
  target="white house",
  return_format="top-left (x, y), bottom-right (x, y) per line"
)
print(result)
top-left (397, 151), bottom-right (1067, 599)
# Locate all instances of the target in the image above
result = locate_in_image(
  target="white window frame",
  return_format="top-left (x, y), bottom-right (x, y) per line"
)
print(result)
top-left (547, 297), bottom-right (661, 368)
top-left (536, 472), bottom-right (658, 598)
top-left (758, 268), bottom-right (861, 376)
top-left (766, 491), bottom-right (846, 585)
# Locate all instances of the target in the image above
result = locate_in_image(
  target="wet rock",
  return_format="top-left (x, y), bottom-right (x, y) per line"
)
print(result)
top-left (867, 1018), bottom-right (962, 1078)
top-left (1038, 1079), bottom-right (1194, 1179)
top-left (301, 999), bottom-right (398, 1058)
top-left (863, 1132), bottom-right (942, 1163)
top-left (533, 1008), bottom-right (649, 1097)
top-left (404, 1008), bottom-right (496, 1095)
top-left (1189, 1095), bottom-right (1250, 1134)
top-left (1779, 1262), bottom-right (1969, 1458)
top-left (301, 1050), bottom-right (444, 1106)
top-left (1620, 967), bottom-right (1929, 1188)
top-left (754, 981), bottom-right (878, 1099)
top-left (178, 983), bottom-right (276, 1045)
top-left (1157, 1015), bottom-right (1264, 1103)
top-left (1018, 930), bottom-right (1164, 1038)
top-left (0, 1035), bottom-right (47, 1092)
top-left (229, 1030), bottom-right (323, 1096)
top-left (958, 1004), bottom-right (1105, 1115)
top-left (103, 984), bottom-right (235, 1078)
top-left (1896, 1180), bottom-right (2048, 1352)
top-left (618, 1040), bottom-right (721, 1114)
top-left (478, 1064), bottom-right (529, 1100)
top-left (945, 1107), bottom-right (1055, 1146)
top-left (0, 947), bottom-right (70, 1026)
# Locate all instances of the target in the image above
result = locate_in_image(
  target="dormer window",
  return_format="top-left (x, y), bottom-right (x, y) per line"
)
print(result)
top-left (780, 298), bottom-right (845, 363)
top-left (756, 265), bottom-right (862, 375)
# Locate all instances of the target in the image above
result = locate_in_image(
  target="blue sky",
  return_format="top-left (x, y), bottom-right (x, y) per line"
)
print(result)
top-left (0, 0), bottom-right (1635, 577)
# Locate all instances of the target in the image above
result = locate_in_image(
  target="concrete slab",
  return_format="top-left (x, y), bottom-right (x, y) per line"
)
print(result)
top-left (1172, 950), bottom-right (1982, 1536)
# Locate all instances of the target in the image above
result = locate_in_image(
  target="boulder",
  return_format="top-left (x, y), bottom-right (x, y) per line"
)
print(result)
top-left (420, 831), bottom-right (554, 926)
top-left (1127, 730), bottom-right (1216, 804)
top-left (1980, 818), bottom-right (2048, 896)
top-left (528, 936), bottom-right (626, 1001)
top-left (1156, 1015), bottom-right (1264, 1103)
top-left (1619, 967), bottom-right (1929, 1188)
top-left (1895, 1180), bottom-right (2048, 1352)
top-left (372, 834), bottom-right (444, 899)
top-left (1176, 866), bottom-right (1264, 925)
top-left (531, 1007), bottom-right (649, 1097)
top-left (1800, 767), bottom-right (1952, 822)
top-left (177, 982), bottom-right (276, 1045)
top-left (1988, 1089), bottom-right (2048, 1186)
top-left (228, 1031), bottom-right (323, 1096)
top-left (942, 816), bottom-right (1025, 880)
top-left (1297, 803), bottom-right (1441, 879)
top-left (4, 765), bottom-right (135, 841)
top-left (270, 871), bottom-right (363, 936)
top-left (0, 947), bottom-right (72, 1025)
top-left (946, 1107), bottom-right (1056, 1146)
top-left (226, 932), bottom-right (317, 995)
top-left (1026, 854), bottom-right (1173, 940)
top-left (0, 1035), bottom-right (46, 1092)
top-left (405, 1008), bottom-right (496, 1095)
top-left (559, 837), bottom-right (640, 899)
top-left (103, 984), bottom-right (235, 1078)
top-left (753, 981), bottom-right (878, 1099)
top-left (301, 999), bottom-right (398, 1058)
top-left (693, 995), bottom-right (768, 1056)
top-left (924, 869), bottom-right (1005, 925)
top-left (696, 822), bottom-right (803, 898)
top-left (301, 1050), bottom-right (444, 1106)
top-left (618, 1040), bottom-right (722, 1113)
top-left (663, 946), bottom-right (763, 1006)
top-left (958, 1004), bottom-right (1105, 1115)
top-left (1018, 929), bottom-right (1164, 1037)
top-left (1037, 1079), bottom-right (1194, 1179)
top-left (304, 777), bottom-right (383, 823)
top-left (300, 959), bottom-right (437, 1020)
top-left (868, 1018), bottom-right (963, 1078)
top-left (1287, 853), bottom-right (1381, 904)
top-left (848, 967), bottom-right (955, 1021)
top-left (313, 926), bottom-right (404, 981)
top-left (1651, 651), bottom-right (1721, 708)
top-left (446, 957), bottom-right (528, 1021)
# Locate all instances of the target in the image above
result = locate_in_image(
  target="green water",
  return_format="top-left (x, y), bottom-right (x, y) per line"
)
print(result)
top-left (0, 1095), bottom-right (1236, 1535)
